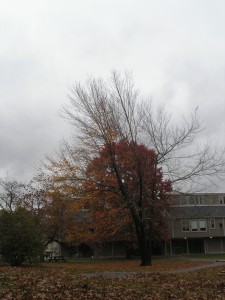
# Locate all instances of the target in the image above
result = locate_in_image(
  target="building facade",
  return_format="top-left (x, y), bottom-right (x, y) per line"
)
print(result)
top-left (166, 193), bottom-right (225, 255)
top-left (45, 193), bottom-right (225, 257)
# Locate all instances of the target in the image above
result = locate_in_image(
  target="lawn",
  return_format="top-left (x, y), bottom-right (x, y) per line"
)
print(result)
top-left (0, 257), bottom-right (225, 299)
top-left (43, 256), bottom-right (210, 273)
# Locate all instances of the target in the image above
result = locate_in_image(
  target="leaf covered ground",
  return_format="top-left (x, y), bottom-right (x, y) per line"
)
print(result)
top-left (0, 258), bottom-right (225, 299)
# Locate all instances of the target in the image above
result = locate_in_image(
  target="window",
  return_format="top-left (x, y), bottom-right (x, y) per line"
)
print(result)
top-left (181, 219), bottom-right (207, 232)
top-left (191, 220), bottom-right (198, 231)
top-left (181, 220), bottom-right (190, 232)
top-left (210, 219), bottom-right (216, 229)
top-left (180, 197), bottom-right (188, 206)
top-left (188, 196), bottom-right (196, 205)
top-left (199, 219), bottom-right (207, 231)
top-left (219, 197), bottom-right (225, 204)
top-left (198, 196), bottom-right (204, 205)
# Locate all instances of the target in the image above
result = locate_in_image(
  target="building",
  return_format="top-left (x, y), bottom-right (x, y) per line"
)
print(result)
top-left (45, 193), bottom-right (225, 257)
top-left (166, 193), bottom-right (225, 255)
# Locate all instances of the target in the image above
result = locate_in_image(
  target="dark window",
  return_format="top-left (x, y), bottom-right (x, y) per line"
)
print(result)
top-left (181, 220), bottom-right (190, 232)
top-left (210, 219), bottom-right (216, 229)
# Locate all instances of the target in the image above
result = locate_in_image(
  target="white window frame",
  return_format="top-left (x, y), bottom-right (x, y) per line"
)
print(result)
top-left (199, 219), bottom-right (207, 231)
top-left (191, 220), bottom-right (198, 231)
top-left (181, 219), bottom-right (207, 232)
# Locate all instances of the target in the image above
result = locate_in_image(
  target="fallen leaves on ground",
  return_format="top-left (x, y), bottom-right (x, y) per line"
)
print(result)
top-left (0, 260), bottom-right (224, 299)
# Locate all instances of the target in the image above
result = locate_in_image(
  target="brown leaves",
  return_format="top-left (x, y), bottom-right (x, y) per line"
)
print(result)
top-left (1, 259), bottom-right (223, 299)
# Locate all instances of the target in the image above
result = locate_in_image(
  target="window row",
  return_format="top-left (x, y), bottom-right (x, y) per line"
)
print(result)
top-left (177, 196), bottom-right (225, 206)
top-left (181, 219), bottom-right (216, 232)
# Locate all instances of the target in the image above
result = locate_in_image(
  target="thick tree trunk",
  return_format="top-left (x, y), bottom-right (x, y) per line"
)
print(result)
top-left (135, 222), bottom-right (152, 266)
top-left (139, 234), bottom-right (152, 266)
top-left (140, 241), bottom-right (151, 266)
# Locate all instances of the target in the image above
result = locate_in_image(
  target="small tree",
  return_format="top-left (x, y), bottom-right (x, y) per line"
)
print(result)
top-left (36, 159), bottom-right (84, 247)
top-left (0, 207), bottom-right (45, 266)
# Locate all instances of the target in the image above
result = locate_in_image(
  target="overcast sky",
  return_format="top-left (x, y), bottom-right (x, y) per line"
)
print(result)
top-left (0, 0), bottom-right (224, 188)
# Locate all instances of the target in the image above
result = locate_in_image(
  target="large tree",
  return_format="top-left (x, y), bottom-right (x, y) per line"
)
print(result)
top-left (42, 72), bottom-right (224, 266)
top-left (84, 140), bottom-right (172, 264)
top-left (38, 139), bottom-right (171, 264)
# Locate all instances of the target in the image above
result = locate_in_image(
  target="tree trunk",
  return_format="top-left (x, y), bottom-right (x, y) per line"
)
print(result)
top-left (139, 236), bottom-right (152, 266)
top-left (135, 222), bottom-right (152, 266)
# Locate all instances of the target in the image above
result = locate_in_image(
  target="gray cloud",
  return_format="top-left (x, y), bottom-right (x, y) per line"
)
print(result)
top-left (0, 0), bottom-right (224, 190)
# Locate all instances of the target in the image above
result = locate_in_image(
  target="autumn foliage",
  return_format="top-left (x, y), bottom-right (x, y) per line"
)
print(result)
top-left (83, 140), bottom-right (172, 244)
top-left (37, 139), bottom-right (172, 266)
